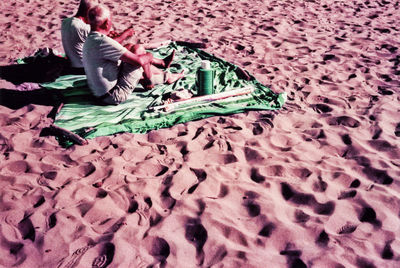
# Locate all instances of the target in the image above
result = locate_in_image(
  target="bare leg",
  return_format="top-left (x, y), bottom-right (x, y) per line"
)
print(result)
top-left (127, 44), bottom-right (182, 90)
top-left (138, 65), bottom-right (162, 90)
top-left (130, 44), bottom-right (146, 55)
top-left (159, 50), bottom-right (175, 69)
top-left (165, 70), bottom-right (185, 84)
top-left (129, 44), bottom-right (175, 69)
top-left (124, 43), bottom-right (134, 51)
top-left (139, 66), bottom-right (184, 90)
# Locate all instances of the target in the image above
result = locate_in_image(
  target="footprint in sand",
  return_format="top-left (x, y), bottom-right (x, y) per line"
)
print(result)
top-left (185, 218), bottom-right (208, 265)
top-left (18, 217), bottom-right (35, 242)
top-left (96, 189), bottom-right (108, 199)
top-left (128, 199), bottom-right (139, 213)
top-left (357, 257), bottom-right (377, 268)
top-left (187, 168), bottom-right (208, 195)
top-left (322, 54), bottom-right (340, 63)
top-left (281, 182), bottom-right (335, 215)
top-left (350, 179), bottom-right (361, 188)
top-left (264, 165), bottom-right (285, 177)
top-left (244, 146), bottom-right (265, 163)
top-left (92, 242), bottom-right (115, 268)
top-left (395, 122), bottom-right (400, 137)
top-left (57, 245), bottom-right (93, 268)
top-left (312, 177), bottom-right (328, 193)
top-left (381, 241), bottom-right (394, 260)
top-left (295, 209), bottom-right (310, 223)
top-left (368, 139), bottom-right (396, 152)
top-left (358, 206), bottom-right (381, 227)
top-left (42, 170), bottom-right (58, 180)
top-left (341, 134), bottom-right (352, 145)
top-left (337, 190), bottom-right (357, 200)
top-left (250, 167), bottom-right (266, 183)
top-left (33, 195), bottom-right (45, 208)
top-left (252, 123), bottom-right (264, 135)
top-left (337, 223), bottom-right (357, 234)
top-left (92, 255), bottom-right (107, 268)
top-left (76, 162), bottom-right (96, 178)
top-left (362, 166), bottom-right (393, 185)
top-left (9, 241), bottom-right (24, 257)
top-left (315, 230), bottom-right (330, 247)
top-left (258, 222), bottom-right (276, 238)
top-left (148, 237), bottom-right (170, 262)
top-left (78, 201), bottom-right (94, 217)
top-left (48, 212), bottom-right (57, 229)
top-left (218, 184), bottom-right (229, 198)
top-left (4, 160), bottom-right (30, 174)
top-left (312, 103), bottom-right (333, 114)
top-left (279, 244), bottom-right (307, 268)
top-left (378, 86), bottom-right (393, 96)
top-left (205, 245), bottom-right (228, 267)
top-left (328, 116), bottom-right (360, 128)
top-left (243, 197), bottom-right (261, 217)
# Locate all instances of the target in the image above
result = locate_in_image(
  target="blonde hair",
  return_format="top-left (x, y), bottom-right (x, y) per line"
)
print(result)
top-left (88, 4), bottom-right (111, 28)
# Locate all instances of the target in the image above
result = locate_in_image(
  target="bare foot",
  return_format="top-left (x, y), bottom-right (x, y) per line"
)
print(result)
top-left (163, 50), bottom-right (175, 69)
top-left (139, 78), bottom-right (154, 90)
top-left (151, 50), bottom-right (175, 69)
top-left (165, 70), bottom-right (184, 84)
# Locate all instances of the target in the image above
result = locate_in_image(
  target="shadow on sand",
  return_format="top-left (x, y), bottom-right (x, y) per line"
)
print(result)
top-left (0, 87), bottom-right (64, 116)
top-left (0, 87), bottom-right (89, 145)
top-left (0, 55), bottom-right (90, 145)
top-left (0, 51), bottom-right (87, 112)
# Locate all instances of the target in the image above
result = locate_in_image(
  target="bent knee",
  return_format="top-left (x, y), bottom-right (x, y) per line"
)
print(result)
top-left (131, 44), bottom-right (146, 55)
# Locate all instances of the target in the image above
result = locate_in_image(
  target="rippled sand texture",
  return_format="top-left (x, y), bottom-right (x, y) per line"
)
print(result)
top-left (1, 0), bottom-right (400, 267)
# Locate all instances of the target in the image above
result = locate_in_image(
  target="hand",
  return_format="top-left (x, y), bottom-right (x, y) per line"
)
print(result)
top-left (145, 52), bottom-right (154, 62)
top-left (108, 30), bottom-right (120, 38)
top-left (122, 28), bottom-right (135, 38)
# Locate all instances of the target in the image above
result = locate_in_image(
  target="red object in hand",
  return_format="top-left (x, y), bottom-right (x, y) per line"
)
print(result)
top-left (123, 28), bottom-right (135, 37)
top-left (108, 30), bottom-right (119, 38)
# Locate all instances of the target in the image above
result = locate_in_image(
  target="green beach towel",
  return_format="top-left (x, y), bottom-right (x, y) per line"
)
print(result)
top-left (40, 42), bottom-right (285, 140)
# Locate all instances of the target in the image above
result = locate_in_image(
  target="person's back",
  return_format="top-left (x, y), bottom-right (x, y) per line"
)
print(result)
top-left (61, 0), bottom-right (97, 69)
top-left (83, 31), bottom-right (129, 97)
top-left (61, 17), bottom-right (90, 68)
top-left (83, 4), bottom-right (183, 105)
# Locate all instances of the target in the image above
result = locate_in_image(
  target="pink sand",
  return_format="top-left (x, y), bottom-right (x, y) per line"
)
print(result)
top-left (1, 0), bottom-right (400, 267)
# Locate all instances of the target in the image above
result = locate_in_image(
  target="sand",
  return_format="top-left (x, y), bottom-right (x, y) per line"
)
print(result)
top-left (1, 0), bottom-right (400, 267)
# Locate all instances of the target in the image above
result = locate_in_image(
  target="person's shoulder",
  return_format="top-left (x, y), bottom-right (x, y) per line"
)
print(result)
top-left (62, 17), bottom-right (73, 26)
top-left (88, 31), bottom-right (101, 38)
top-left (71, 17), bottom-right (86, 26)
top-left (93, 32), bottom-right (112, 43)
top-left (103, 34), bottom-right (122, 46)
top-left (86, 31), bottom-right (104, 44)
top-left (86, 31), bottom-right (97, 40)
top-left (102, 35), bottom-right (126, 52)
top-left (69, 18), bottom-right (89, 33)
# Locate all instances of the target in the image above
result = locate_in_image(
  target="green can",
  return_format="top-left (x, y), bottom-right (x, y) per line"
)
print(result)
top-left (197, 61), bottom-right (215, 95)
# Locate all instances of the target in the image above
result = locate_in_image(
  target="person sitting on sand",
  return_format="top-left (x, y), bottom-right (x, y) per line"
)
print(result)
top-left (83, 5), bottom-right (184, 105)
top-left (61, 0), bottom-right (135, 73)
top-left (61, 0), bottom-right (98, 72)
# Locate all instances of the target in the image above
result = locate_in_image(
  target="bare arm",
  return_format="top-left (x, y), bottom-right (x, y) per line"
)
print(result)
top-left (110, 28), bottom-right (135, 44)
top-left (120, 50), bottom-right (153, 79)
top-left (143, 40), bottom-right (172, 49)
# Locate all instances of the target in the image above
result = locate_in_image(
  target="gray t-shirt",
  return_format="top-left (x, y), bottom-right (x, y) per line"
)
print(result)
top-left (82, 31), bottom-right (128, 96)
top-left (61, 17), bottom-right (90, 68)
